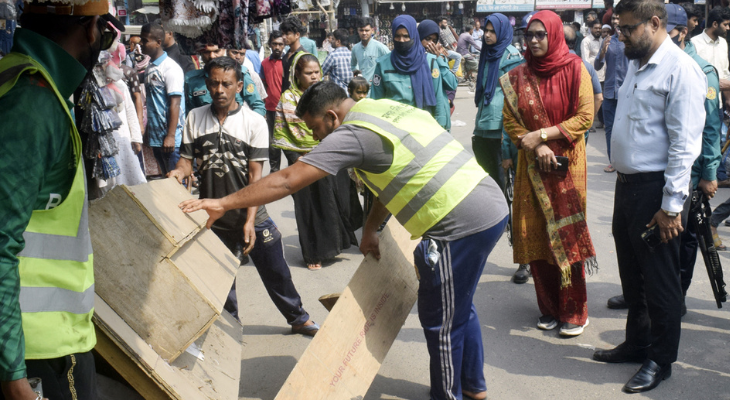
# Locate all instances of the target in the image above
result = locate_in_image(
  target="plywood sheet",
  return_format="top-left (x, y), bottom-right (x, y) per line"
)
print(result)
top-left (169, 229), bottom-right (239, 312)
top-left (90, 181), bottom-right (238, 362)
top-left (275, 220), bottom-right (420, 399)
top-left (123, 179), bottom-right (209, 246)
top-left (94, 295), bottom-right (241, 400)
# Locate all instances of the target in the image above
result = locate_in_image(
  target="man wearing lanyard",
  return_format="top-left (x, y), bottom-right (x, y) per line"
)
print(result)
top-left (592, 0), bottom-right (705, 393)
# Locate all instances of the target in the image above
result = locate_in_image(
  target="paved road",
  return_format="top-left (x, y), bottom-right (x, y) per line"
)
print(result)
top-left (237, 89), bottom-right (730, 400)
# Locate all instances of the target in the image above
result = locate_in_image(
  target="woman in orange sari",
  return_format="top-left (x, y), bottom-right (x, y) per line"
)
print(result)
top-left (500, 10), bottom-right (597, 337)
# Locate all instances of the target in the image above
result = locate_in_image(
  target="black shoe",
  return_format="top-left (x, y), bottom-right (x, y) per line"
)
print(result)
top-left (513, 264), bottom-right (530, 284)
top-left (623, 360), bottom-right (671, 393)
top-left (593, 342), bottom-right (649, 363)
top-left (607, 294), bottom-right (628, 309)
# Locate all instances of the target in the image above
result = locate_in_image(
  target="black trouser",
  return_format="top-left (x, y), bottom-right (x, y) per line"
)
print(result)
top-left (679, 194), bottom-right (698, 295)
top-left (471, 136), bottom-right (504, 191)
top-left (212, 218), bottom-right (310, 326)
top-left (612, 175), bottom-right (684, 366)
top-left (0, 352), bottom-right (97, 400)
top-left (266, 110), bottom-right (282, 172)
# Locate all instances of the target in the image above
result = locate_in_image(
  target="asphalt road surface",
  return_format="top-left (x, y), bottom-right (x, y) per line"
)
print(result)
top-left (236, 89), bottom-right (730, 400)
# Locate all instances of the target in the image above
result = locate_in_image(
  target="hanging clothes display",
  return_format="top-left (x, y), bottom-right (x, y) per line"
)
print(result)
top-left (160, 0), bottom-right (218, 38)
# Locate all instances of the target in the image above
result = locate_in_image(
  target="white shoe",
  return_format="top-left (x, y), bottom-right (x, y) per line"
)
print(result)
top-left (537, 315), bottom-right (558, 330)
top-left (559, 318), bottom-right (589, 337)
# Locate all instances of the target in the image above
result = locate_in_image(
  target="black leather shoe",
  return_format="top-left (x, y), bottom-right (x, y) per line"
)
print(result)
top-left (593, 342), bottom-right (649, 363)
top-left (607, 294), bottom-right (628, 309)
top-left (513, 264), bottom-right (530, 284)
top-left (623, 360), bottom-right (671, 393)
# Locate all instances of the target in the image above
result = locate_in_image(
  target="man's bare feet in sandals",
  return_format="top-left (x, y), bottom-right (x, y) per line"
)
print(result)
top-left (291, 320), bottom-right (320, 336)
top-left (462, 389), bottom-right (487, 400)
top-left (307, 263), bottom-right (322, 271)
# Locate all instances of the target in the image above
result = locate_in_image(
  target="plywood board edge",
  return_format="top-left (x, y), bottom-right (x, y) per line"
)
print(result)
top-left (164, 314), bottom-right (219, 363)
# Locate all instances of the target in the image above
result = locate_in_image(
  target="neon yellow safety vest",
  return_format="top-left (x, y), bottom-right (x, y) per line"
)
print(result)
top-left (0, 53), bottom-right (96, 359)
top-left (344, 98), bottom-right (487, 239)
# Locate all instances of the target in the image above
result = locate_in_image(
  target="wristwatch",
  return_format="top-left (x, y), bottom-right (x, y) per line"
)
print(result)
top-left (540, 128), bottom-right (548, 142)
top-left (662, 209), bottom-right (680, 218)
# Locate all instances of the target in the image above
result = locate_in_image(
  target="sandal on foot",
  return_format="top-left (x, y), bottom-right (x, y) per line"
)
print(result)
top-left (713, 233), bottom-right (727, 251)
top-left (307, 263), bottom-right (322, 271)
top-left (604, 165), bottom-right (616, 173)
top-left (292, 321), bottom-right (320, 336)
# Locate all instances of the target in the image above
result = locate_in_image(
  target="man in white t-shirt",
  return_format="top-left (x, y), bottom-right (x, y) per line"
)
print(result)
top-left (141, 21), bottom-right (185, 174)
top-left (168, 56), bottom-right (319, 336)
top-left (691, 6), bottom-right (730, 107)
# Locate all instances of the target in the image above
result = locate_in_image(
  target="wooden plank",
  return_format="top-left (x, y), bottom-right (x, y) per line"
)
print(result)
top-left (122, 179), bottom-right (209, 246)
top-left (169, 229), bottom-right (239, 312)
top-left (275, 220), bottom-right (420, 400)
top-left (94, 295), bottom-right (242, 400)
top-left (90, 182), bottom-right (238, 362)
top-left (94, 326), bottom-right (171, 400)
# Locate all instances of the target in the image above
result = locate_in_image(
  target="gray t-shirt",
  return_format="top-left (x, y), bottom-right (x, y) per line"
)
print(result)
top-left (300, 125), bottom-right (509, 241)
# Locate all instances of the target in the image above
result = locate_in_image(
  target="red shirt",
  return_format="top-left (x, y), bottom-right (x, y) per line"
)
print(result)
top-left (602, 8), bottom-right (613, 26)
top-left (261, 57), bottom-right (283, 112)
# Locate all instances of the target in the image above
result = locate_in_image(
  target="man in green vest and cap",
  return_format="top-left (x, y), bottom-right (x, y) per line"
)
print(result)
top-left (0, 1), bottom-right (122, 399)
top-left (179, 81), bottom-right (509, 400)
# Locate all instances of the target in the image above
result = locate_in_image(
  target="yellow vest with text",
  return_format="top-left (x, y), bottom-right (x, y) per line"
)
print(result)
top-left (0, 54), bottom-right (96, 359)
top-left (345, 99), bottom-right (487, 239)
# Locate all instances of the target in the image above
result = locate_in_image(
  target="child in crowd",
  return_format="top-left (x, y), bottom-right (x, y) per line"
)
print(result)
top-left (348, 75), bottom-right (370, 101)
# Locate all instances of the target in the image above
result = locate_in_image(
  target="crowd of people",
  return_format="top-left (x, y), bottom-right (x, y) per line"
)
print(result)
top-left (1, 0), bottom-right (729, 399)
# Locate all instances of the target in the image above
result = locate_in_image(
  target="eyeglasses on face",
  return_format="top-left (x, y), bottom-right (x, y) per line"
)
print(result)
top-left (618, 19), bottom-right (650, 36)
top-left (525, 31), bottom-right (547, 41)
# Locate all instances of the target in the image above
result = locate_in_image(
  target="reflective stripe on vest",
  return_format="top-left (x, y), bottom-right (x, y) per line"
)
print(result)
top-left (344, 99), bottom-right (486, 238)
top-left (0, 53), bottom-right (96, 359)
top-left (17, 198), bottom-right (92, 263)
top-left (19, 284), bottom-right (95, 314)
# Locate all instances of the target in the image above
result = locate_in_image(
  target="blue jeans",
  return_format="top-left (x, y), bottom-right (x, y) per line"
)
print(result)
top-left (152, 146), bottom-right (180, 175)
top-left (212, 218), bottom-right (310, 326)
top-left (447, 50), bottom-right (462, 74)
top-left (415, 216), bottom-right (507, 400)
top-left (602, 98), bottom-right (618, 163)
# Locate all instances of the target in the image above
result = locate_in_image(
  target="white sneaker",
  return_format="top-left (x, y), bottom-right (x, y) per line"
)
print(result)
top-left (559, 318), bottom-right (590, 337)
top-left (537, 315), bottom-right (558, 330)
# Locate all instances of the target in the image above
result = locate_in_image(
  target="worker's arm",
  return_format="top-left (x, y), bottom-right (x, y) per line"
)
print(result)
top-left (359, 197), bottom-right (390, 260)
top-left (168, 156), bottom-right (193, 183)
top-left (164, 95), bottom-right (181, 152)
top-left (243, 161), bottom-right (264, 255)
top-left (180, 161), bottom-right (329, 228)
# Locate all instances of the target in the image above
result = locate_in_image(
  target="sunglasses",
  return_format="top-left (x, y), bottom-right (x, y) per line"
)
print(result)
top-left (525, 31), bottom-right (548, 41)
top-left (99, 22), bottom-right (116, 51)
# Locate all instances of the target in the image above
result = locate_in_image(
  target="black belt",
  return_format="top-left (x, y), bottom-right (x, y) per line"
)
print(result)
top-left (616, 171), bottom-right (665, 184)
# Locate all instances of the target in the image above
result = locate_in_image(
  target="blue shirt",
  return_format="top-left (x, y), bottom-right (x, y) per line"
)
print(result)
top-left (300, 36), bottom-right (318, 56)
top-left (145, 52), bottom-right (186, 148)
top-left (322, 46), bottom-right (353, 91)
top-left (351, 39), bottom-right (390, 83)
top-left (245, 50), bottom-right (261, 74)
top-left (611, 36), bottom-right (706, 212)
top-left (594, 34), bottom-right (628, 100)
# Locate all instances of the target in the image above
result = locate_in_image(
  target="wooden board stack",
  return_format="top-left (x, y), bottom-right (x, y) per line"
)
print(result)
top-left (89, 179), bottom-right (242, 399)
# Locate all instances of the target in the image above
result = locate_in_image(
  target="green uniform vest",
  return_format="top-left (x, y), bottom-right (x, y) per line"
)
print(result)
top-left (0, 53), bottom-right (96, 359)
top-left (345, 99), bottom-right (487, 239)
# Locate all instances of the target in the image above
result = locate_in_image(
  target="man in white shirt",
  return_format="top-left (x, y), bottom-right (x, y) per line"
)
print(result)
top-left (581, 10), bottom-right (598, 36)
top-left (582, 20), bottom-right (606, 82)
top-left (471, 18), bottom-right (484, 53)
top-left (691, 7), bottom-right (730, 106)
top-left (592, 0), bottom-right (706, 394)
